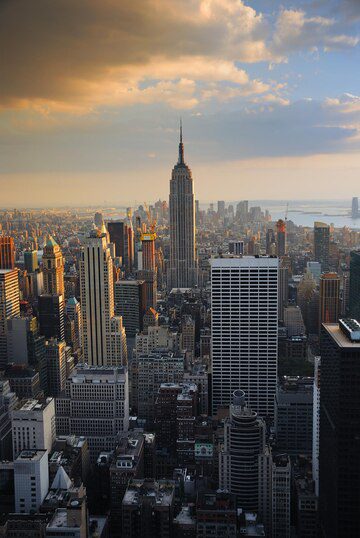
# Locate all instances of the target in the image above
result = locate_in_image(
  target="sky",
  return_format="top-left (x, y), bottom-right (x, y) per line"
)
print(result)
top-left (1, 0), bottom-right (360, 207)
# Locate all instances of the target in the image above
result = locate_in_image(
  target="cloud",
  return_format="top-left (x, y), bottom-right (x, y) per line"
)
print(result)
top-left (270, 8), bottom-right (359, 58)
top-left (0, 0), bottom-right (274, 113)
top-left (2, 0), bottom-right (357, 115)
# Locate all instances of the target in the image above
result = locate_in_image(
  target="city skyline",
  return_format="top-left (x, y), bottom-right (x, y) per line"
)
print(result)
top-left (2, 0), bottom-right (360, 205)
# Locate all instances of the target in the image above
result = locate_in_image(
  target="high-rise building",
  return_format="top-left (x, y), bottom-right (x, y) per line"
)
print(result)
top-left (217, 200), bottom-right (225, 216)
top-left (110, 316), bottom-right (128, 367)
top-left (219, 389), bottom-right (266, 510)
top-left (276, 219), bottom-right (286, 257)
top-left (24, 250), bottom-right (38, 273)
top-left (6, 316), bottom-right (46, 383)
top-left (168, 123), bottom-right (197, 289)
top-left (319, 272), bottom-right (340, 331)
top-left (236, 200), bottom-right (248, 221)
top-left (137, 231), bottom-right (157, 308)
top-left (14, 449), bottom-right (49, 513)
top-left (0, 268), bottom-right (20, 368)
top-left (65, 297), bottom-right (82, 353)
top-left (42, 236), bottom-right (65, 296)
top-left (131, 350), bottom-right (184, 419)
top-left (351, 196), bottom-right (359, 219)
top-left (80, 229), bottom-right (122, 366)
top-left (278, 264), bottom-right (289, 321)
top-left (11, 397), bottom-right (56, 458)
top-left (258, 450), bottom-right (291, 538)
top-left (114, 280), bottom-right (147, 337)
top-left (211, 256), bottom-right (278, 417)
top-left (283, 305), bottom-right (306, 336)
top-left (45, 339), bottom-right (67, 397)
top-left (108, 221), bottom-right (125, 261)
top-left (349, 250), bottom-right (360, 320)
top-left (275, 377), bottom-right (313, 455)
top-left (38, 294), bottom-right (65, 342)
top-left (319, 319), bottom-right (360, 537)
top-left (0, 236), bottom-right (15, 269)
top-left (314, 222), bottom-right (330, 271)
top-left (55, 364), bottom-right (129, 462)
top-left (307, 261), bottom-right (322, 284)
top-left (94, 212), bottom-right (104, 228)
top-left (312, 356), bottom-right (321, 497)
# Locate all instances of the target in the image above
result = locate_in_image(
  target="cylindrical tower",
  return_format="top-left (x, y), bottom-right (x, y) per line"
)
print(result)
top-left (220, 390), bottom-right (266, 510)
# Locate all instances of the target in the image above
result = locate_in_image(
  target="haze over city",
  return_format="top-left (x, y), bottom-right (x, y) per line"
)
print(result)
top-left (2, 0), bottom-right (360, 206)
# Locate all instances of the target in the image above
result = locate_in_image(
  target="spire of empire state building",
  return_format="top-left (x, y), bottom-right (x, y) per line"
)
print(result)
top-left (178, 118), bottom-right (184, 165)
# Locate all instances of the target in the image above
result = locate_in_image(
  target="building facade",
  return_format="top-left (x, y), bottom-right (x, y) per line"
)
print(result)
top-left (211, 256), bottom-right (278, 417)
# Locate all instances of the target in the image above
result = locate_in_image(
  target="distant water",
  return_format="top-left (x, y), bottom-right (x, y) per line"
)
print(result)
top-left (204, 199), bottom-right (360, 229)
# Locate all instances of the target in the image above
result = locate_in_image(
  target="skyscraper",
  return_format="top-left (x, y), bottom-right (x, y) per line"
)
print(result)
top-left (168, 123), bottom-right (197, 289)
top-left (314, 222), bottom-right (330, 271)
top-left (38, 294), bottom-right (65, 342)
top-left (319, 272), bottom-right (340, 328)
top-left (211, 256), bottom-right (278, 417)
top-left (276, 219), bottom-right (286, 257)
top-left (24, 250), bottom-right (38, 273)
top-left (108, 221), bottom-right (125, 260)
top-left (0, 268), bottom-right (20, 368)
top-left (42, 235), bottom-right (64, 296)
top-left (80, 228), bottom-right (125, 366)
top-left (319, 319), bottom-right (360, 537)
top-left (137, 231), bottom-right (157, 308)
top-left (219, 389), bottom-right (266, 510)
top-left (114, 280), bottom-right (147, 337)
top-left (0, 236), bottom-right (15, 269)
top-left (65, 297), bottom-right (82, 353)
top-left (349, 250), bottom-right (360, 320)
top-left (351, 196), bottom-right (359, 219)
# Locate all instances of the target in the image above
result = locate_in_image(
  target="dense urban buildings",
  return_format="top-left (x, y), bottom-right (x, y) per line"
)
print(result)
top-left (1, 183), bottom-right (360, 536)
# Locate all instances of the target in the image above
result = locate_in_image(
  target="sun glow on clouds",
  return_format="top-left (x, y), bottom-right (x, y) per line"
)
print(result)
top-left (1, 0), bottom-right (360, 203)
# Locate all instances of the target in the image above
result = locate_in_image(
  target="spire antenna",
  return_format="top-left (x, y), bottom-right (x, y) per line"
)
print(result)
top-left (178, 118), bottom-right (184, 164)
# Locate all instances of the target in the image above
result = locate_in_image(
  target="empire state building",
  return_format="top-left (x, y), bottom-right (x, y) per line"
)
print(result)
top-left (168, 123), bottom-right (197, 289)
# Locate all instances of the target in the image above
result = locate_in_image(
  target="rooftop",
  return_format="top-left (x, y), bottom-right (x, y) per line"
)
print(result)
top-left (16, 449), bottom-right (47, 462)
top-left (123, 479), bottom-right (175, 507)
top-left (323, 322), bottom-right (360, 349)
top-left (16, 397), bottom-right (53, 412)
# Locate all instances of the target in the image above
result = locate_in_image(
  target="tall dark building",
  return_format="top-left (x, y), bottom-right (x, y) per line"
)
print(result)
top-left (319, 319), bottom-right (360, 537)
top-left (276, 219), bottom-right (286, 257)
top-left (314, 222), bottom-right (330, 271)
top-left (24, 250), bottom-right (38, 273)
top-left (114, 280), bottom-right (147, 337)
top-left (38, 294), bottom-right (65, 341)
top-left (319, 273), bottom-right (340, 329)
top-left (0, 236), bottom-right (15, 269)
top-left (108, 221), bottom-right (125, 260)
top-left (349, 251), bottom-right (360, 320)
